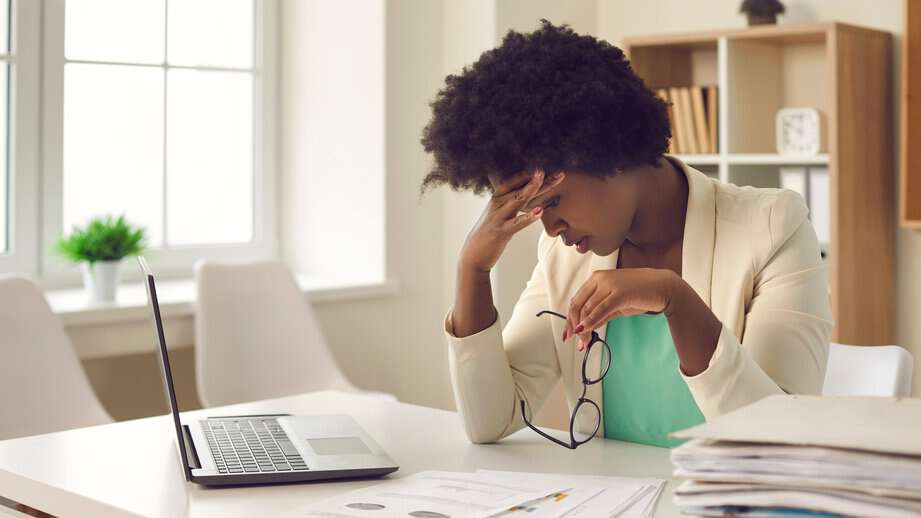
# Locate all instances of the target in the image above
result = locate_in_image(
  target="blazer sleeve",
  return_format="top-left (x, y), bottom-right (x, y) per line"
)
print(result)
top-left (444, 233), bottom-right (562, 444)
top-left (682, 190), bottom-right (833, 418)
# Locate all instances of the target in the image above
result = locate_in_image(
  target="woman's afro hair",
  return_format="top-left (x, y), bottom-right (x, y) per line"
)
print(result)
top-left (420, 20), bottom-right (671, 195)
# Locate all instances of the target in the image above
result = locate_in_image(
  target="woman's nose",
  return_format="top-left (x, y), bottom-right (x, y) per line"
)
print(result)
top-left (541, 214), bottom-right (567, 237)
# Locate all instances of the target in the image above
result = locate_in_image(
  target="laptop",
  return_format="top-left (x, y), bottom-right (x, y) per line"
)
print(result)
top-left (138, 256), bottom-right (399, 486)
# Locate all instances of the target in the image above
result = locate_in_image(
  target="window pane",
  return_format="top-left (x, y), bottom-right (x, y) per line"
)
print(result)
top-left (0, 65), bottom-right (6, 253)
top-left (65, 0), bottom-right (164, 64)
top-left (63, 64), bottom-right (164, 245)
top-left (166, 69), bottom-right (252, 245)
top-left (167, 0), bottom-right (253, 69)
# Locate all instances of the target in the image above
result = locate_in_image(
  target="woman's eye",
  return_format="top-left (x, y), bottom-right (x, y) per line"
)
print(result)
top-left (544, 196), bottom-right (560, 209)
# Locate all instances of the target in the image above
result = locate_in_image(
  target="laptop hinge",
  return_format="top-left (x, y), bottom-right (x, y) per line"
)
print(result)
top-left (182, 424), bottom-right (202, 470)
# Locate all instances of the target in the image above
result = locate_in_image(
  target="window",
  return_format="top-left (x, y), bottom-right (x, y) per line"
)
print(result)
top-left (38, 0), bottom-right (277, 284)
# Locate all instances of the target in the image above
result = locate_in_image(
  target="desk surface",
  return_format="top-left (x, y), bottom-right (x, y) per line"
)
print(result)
top-left (0, 391), bottom-right (679, 517)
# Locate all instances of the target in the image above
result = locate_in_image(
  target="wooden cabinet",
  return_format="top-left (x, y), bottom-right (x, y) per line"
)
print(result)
top-left (902, 0), bottom-right (921, 228)
top-left (625, 22), bottom-right (895, 345)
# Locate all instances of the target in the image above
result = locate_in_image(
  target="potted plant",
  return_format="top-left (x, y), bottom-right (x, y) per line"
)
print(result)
top-left (55, 215), bottom-right (146, 303)
top-left (739, 0), bottom-right (785, 26)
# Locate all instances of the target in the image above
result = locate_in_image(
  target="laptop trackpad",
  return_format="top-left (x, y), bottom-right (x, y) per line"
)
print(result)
top-left (307, 437), bottom-right (372, 455)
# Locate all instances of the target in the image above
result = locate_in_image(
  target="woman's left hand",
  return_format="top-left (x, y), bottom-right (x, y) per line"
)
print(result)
top-left (564, 268), bottom-right (680, 350)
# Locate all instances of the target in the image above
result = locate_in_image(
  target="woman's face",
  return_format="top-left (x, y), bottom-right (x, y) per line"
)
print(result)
top-left (502, 171), bottom-right (640, 257)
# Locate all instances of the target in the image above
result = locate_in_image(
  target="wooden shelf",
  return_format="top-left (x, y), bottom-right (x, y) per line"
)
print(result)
top-left (902, 0), bottom-right (921, 228)
top-left (626, 22), bottom-right (895, 345)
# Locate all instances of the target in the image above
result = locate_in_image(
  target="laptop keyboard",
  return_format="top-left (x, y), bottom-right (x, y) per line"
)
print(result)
top-left (201, 418), bottom-right (309, 474)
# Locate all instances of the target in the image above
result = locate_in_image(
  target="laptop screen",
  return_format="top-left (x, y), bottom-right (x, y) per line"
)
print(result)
top-left (138, 256), bottom-right (194, 481)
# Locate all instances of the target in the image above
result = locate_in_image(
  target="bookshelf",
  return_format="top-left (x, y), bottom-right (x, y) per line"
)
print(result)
top-left (624, 22), bottom-right (895, 345)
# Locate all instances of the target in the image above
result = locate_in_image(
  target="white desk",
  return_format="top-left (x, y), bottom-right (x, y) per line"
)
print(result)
top-left (0, 391), bottom-right (680, 517)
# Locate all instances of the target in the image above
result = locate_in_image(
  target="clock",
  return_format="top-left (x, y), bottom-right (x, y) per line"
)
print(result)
top-left (776, 107), bottom-right (821, 156)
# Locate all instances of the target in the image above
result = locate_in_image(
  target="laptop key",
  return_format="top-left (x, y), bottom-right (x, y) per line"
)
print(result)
top-left (277, 440), bottom-right (299, 456)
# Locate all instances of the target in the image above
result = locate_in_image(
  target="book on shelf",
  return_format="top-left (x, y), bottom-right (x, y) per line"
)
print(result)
top-left (655, 89), bottom-right (675, 153)
top-left (663, 86), bottom-right (719, 155)
top-left (677, 87), bottom-right (698, 154)
top-left (667, 87), bottom-right (687, 153)
top-left (690, 87), bottom-right (710, 154)
top-left (706, 86), bottom-right (718, 153)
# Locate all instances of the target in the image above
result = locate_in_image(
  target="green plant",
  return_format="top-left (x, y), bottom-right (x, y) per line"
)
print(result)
top-left (739, 0), bottom-right (785, 17)
top-left (55, 215), bottom-right (146, 264)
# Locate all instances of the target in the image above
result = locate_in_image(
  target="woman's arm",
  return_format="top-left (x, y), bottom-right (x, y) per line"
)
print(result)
top-left (446, 233), bottom-right (563, 443)
top-left (681, 216), bottom-right (832, 416)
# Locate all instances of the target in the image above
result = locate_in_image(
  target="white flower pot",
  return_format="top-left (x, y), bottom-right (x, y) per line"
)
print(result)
top-left (82, 260), bottom-right (121, 303)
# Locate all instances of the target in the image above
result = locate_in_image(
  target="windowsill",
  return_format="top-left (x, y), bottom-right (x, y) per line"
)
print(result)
top-left (46, 276), bottom-right (401, 327)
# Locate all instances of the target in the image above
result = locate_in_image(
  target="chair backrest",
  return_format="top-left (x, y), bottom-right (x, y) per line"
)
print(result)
top-left (0, 276), bottom-right (112, 439)
top-left (823, 343), bottom-right (914, 397)
top-left (194, 261), bottom-right (354, 407)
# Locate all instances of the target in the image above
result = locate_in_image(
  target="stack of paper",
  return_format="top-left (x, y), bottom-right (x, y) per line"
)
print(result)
top-left (275, 470), bottom-right (664, 518)
top-left (669, 395), bottom-right (921, 517)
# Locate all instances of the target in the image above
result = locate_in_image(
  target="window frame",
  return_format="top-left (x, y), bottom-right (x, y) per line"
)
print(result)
top-left (0, 0), bottom-right (41, 276)
top-left (38, 0), bottom-right (278, 287)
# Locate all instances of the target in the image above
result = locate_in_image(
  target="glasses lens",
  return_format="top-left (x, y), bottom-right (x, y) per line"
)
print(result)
top-left (572, 399), bottom-right (600, 444)
top-left (584, 339), bottom-right (612, 383)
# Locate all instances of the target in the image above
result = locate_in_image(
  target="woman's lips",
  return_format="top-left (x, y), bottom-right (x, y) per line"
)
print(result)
top-left (563, 236), bottom-right (589, 253)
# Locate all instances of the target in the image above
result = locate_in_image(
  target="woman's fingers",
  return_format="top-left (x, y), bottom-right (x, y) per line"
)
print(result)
top-left (577, 295), bottom-right (615, 345)
top-left (494, 170), bottom-right (565, 219)
top-left (565, 281), bottom-right (597, 341)
top-left (500, 205), bottom-right (543, 234)
top-left (493, 170), bottom-right (544, 214)
top-left (574, 294), bottom-right (613, 350)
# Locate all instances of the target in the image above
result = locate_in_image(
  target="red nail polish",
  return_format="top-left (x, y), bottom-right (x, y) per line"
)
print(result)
top-left (574, 324), bottom-right (584, 334)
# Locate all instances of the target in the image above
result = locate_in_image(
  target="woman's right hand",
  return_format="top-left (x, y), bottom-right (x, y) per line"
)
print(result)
top-left (459, 170), bottom-right (565, 273)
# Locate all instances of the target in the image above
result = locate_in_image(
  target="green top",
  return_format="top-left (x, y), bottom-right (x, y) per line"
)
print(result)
top-left (601, 314), bottom-right (705, 448)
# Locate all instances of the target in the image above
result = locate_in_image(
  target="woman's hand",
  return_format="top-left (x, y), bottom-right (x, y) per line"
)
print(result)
top-left (459, 170), bottom-right (565, 273)
top-left (564, 268), bottom-right (723, 376)
top-left (563, 268), bottom-right (679, 350)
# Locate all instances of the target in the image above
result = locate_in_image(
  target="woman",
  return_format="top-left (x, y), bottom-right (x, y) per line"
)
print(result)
top-left (421, 21), bottom-right (831, 448)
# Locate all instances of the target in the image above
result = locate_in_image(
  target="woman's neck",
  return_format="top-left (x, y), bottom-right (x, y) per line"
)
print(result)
top-left (623, 157), bottom-right (689, 253)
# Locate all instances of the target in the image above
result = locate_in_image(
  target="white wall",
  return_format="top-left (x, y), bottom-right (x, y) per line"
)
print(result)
top-left (280, 0), bottom-right (451, 408)
top-left (280, 0), bottom-right (385, 283)
top-left (597, 0), bottom-right (920, 396)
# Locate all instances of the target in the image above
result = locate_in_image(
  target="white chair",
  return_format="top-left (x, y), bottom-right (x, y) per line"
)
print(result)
top-left (0, 276), bottom-right (112, 440)
top-left (194, 261), bottom-right (395, 407)
top-left (823, 343), bottom-right (914, 397)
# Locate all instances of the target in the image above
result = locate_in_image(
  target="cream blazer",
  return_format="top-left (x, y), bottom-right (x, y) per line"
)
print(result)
top-left (445, 158), bottom-right (833, 444)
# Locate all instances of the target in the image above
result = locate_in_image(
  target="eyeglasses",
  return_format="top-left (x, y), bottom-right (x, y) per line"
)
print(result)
top-left (520, 310), bottom-right (612, 449)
